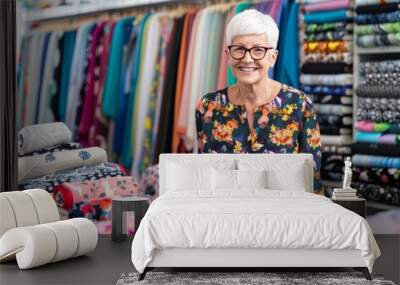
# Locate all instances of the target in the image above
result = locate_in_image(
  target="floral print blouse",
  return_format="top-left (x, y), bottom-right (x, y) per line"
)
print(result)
top-left (195, 84), bottom-right (322, 192)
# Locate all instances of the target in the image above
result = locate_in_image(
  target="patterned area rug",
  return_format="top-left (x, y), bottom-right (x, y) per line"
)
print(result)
top-left (116, 271), bottom-right (396, 285)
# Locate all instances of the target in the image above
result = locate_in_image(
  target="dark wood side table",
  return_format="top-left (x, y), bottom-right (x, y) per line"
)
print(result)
top-left (112, 197), bottom-right (150, 242)
top-left (332, 198), bottom-right (366, 219)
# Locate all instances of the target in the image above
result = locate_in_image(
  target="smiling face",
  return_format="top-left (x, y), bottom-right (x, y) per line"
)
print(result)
top-left (226, 33), bottom-right (278, 85)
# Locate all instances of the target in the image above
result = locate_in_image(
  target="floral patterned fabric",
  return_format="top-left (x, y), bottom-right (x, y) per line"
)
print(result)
top-left (195, 84), bottom-right (322, 192)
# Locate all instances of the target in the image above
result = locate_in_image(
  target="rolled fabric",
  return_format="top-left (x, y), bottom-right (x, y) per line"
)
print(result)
top-left (355, 22), bottom-right (400, 35)
top-left (301, 85), bottom-right (353, 96)
top-left (301, 63), bottom-right (353, 74)
top-left (311, 94), bottom-right (353, 105)
top-left (23, 189), bottom-right (60, 224)
top-left (320, 126), bottom-right (352, 135)
top-left (304, 0), bottom-right (350, 12)
top-left (18, 122), bottom-right (72, 156)
top-left (305, 30), bottom-right (352, 42)
top-left (321, 135), bottom-right (353, 145)
top-left (357, 32), bottom-right (400, 47)
top-left (314, 104), bottom-right (353, 115)
top-left (304, 22), bottom-right (353, 34)
top-left (362, 73), bottom-right (400, 86)
top-left (0, 197), bottom-right (17, 237)
top-left (356, 0), bottom-right (400, 5)
top-left (358, 97), bottom-right (400, 111)
top-left (303, 9), bottom-right (351, 24)
top-left (0, 191), bottom-right (39, 228)
top-left (321, 153), bottom-right (346, 172)
top-left (300, 74), bottom-right (353, 85)
top-left (301, 52), bottom-right (353, 65)
top-left (356, 120), bottom-right (400, 133)
top-left (357, 108), bottom-right (400, 123)
top-left (18, 147), bottom-right (107, 181)
top-left (356, 84), bottom-right (400, 98)
top-left (321, 171), bottom-right (343, 182)
top-left (321, 144), bottom-right (352, 154)
top-left (20, 143), bottom-right (81, 158)
top-left (352, 154), bottom-right (400, 168)
top-left (304, 40), bottom-right (352, 53)
top-left (352, 181), bottom-right (399, 206)
top-left (352, 166), bottom-right (400, 187)
top-left (356, 3), bottom-right (400, 14)
top-left (352, 142), bottom-right (400, 157)
top-left (318, 114), bottom-right (353, 126)
top-left (355, 131), bottom-right (400, 145)
top-left (355, 10), bottom-right (400, 25)
top-left (360, 60), bottom-right (400, 74)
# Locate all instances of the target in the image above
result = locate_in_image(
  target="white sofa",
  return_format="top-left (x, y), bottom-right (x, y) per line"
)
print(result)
top-left (0, 189), bottom-right (98, 269)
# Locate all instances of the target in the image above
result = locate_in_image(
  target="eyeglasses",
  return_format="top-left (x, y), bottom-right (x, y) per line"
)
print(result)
top-left (227, 45), bottom-right (275, 61)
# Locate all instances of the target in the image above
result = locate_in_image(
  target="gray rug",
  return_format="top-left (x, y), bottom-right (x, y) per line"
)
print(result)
top-left (116, 271), bottom-right (396, 285)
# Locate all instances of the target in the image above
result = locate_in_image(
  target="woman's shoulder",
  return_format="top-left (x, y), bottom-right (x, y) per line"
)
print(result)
top-left (280, 83), bottom-right (314, 108)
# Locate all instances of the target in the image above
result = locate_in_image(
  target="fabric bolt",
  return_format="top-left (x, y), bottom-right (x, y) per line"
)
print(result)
top-left (356, 0), bottom-right (400, 5)
top-left (357, 32), bottom-right (400, 47)
top-left (303, 41), bottom-right (352, 53)
top-left (314, 104), bottom-right (353, 115)
top-left (195, 84), bottom-right (322, 187)
top-left (356, 3), bottom-right (400, 14)
top-left (355, 10), bottom-right (400, 25)
top-left (67, 198), bottom-right (112, 225)
top-left (52, 176), bottom-right (140, 211)
top-left (360, 60), bottom-right (400, 74)
top-left (18, 147), bottom-right (107, 181)
top-left (311, 94), bottom-right (353, 105)
top-left (19, 142), bottom-right (81, 157)
top-left (301, 63), bottom-right (352, 74)
top-left (302, 85), bottom-right (353, 97)
top-left (305, 30), bottom-right (352, 42)
top-left (318, 114), bottom-right (353, 127)
top-left (305, 22), bottom-right (353, 34)
top-left (362, 72), bottom-right (400, 85)
top-left (352, 154), bottom-right (400, 168)
top-left (321, 135), bottom-right (353, 145)
top-left (303, 9), bottom-right (350, 24)
top-left (321, 144), bottom-right (352, 154)
top-left (357, 108), bottom-right (400, 123)
top-left (355, 22), bottom-right (400, 36)
top-left (358, 97), bottom-right (400, 112)
top-left (352, 181), bottom-right (399, 206)
top-left (356, 120), bottom-right (400, 134)
top-left (65, 23), bottom-right (94, 137)
top-left (353, 166), bottom-right (400, 188)
top-left (58, 31), bottom-right (76, 122)
top-left (301, 52), bottom-right (353, 64)
top-left (352, 142), bottom-right (400, 157)
top-left (18, 162), bottom-right (126, 192)
top-left (304, 0), bottom-right (350, 12)
top-left (356, 84), bottom-right (400, 98)
top-left (321, 171), bottom-right (344, 182)
top-left (321, 153), bottom-right (346, 173)
top-left (355, 131), bottom-right (400, 145)
top-left (319, 126), bottom-right (352, 136)
top-left (300, 74), bottom-right (353, 86)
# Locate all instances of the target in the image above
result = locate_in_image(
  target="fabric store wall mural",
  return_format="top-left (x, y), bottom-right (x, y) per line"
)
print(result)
top-left (17, 0), bottom-right (299, 179)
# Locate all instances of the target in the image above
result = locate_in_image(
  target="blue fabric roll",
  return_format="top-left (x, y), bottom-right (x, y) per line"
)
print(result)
top-left (353, 154), bottom-right (400, 168)
top-left (304, 9), bottom-right (349, 24)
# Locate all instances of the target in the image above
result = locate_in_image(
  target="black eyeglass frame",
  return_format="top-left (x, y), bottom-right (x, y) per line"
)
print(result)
top-left (227, 45), bottom-right (275, 60)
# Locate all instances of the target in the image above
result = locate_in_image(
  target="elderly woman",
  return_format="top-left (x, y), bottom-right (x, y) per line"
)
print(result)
top-left (195, 9), bottom-right (322, 191)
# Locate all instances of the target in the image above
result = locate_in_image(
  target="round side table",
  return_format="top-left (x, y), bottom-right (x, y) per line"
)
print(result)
top-left (112, 197), bottom-right (150, 242)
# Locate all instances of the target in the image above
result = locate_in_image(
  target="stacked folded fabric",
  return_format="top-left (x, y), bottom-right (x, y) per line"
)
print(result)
top-left (355, 0), bottom-right (400, 48)
top-left (352, 58), bottom-right (400, 206)
top-left (332, 188), bottom-right (358, 200)
top-left (17, 123), bottom-right (142, 233)
top-left (299, 0), bottom-right (354, 187)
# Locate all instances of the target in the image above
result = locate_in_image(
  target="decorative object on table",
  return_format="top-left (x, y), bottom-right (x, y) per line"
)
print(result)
top-left (332, 198), bottom-right (366, 219)
top-left (332, 156), bottom-right (358, 200)
top-left (116, 271), bottom-right (395, 285)
top-left (112, 197), bottom-right (149, 242)
top-left (0, 189), bottom-right (98, 269)
top-left (343, 156), bottom-right (353, 189)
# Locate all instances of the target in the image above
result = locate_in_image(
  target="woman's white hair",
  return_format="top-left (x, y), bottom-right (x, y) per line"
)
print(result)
top-left (226, 9), bottom-right (279, 49)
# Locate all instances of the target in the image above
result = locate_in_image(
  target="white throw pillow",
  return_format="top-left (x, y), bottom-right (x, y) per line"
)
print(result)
top-left (211, 168), bottom-right (237, 190)
top-left (167, 162), bottom-right (211, 191)
top-left (266, 168), bottom-right (307, 191)
top-left (236, 169), bottom-right (267, 189)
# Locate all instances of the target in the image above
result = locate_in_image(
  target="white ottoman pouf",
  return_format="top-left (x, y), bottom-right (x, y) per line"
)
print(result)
top-left (0, 189), bottom-right (98, 269)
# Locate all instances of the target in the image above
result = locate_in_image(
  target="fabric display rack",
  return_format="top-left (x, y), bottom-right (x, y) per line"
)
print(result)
top-left (298, 0), bottom-right (354, 193)
top-left (16, 122), bottom-right (141, 234)
top-left (351, 0), bottom-right (400, 212)
top-left (17, 0), bottom-right (300, 199)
